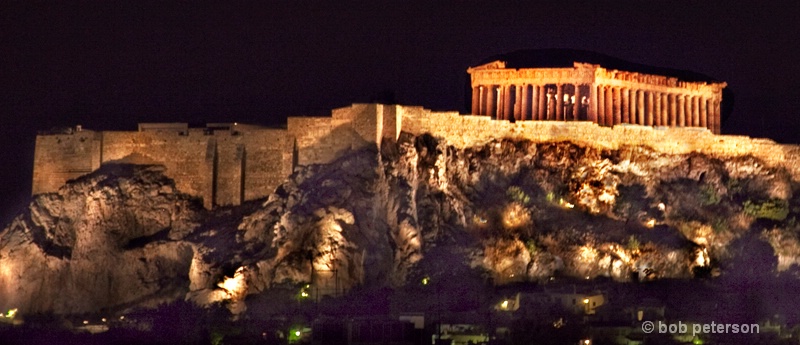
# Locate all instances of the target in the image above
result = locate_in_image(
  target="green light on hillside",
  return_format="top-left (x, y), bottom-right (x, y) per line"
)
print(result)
top-left (288, 326), bottom-right (308, 344)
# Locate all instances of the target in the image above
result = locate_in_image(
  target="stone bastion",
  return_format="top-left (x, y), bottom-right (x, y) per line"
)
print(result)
top-left (32, 104), bottom-right (800, 209)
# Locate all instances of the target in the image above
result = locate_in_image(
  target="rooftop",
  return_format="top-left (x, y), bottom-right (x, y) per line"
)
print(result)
top-left (477, 49), bottom-right (719, 83)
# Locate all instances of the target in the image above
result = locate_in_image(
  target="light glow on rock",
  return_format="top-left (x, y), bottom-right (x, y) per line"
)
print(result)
top-left (502, 203), bottom-right (530, 229)
top-left (695, 248), bottom-right (709, 267)
top-left (609, 244), bottom-right (632, 263)
top-left (0, 259), bottom-right (17, 299)
top-left (217, 266), bottom-right (248, 301)
top-left (579, 246), bottom-right (598, 263)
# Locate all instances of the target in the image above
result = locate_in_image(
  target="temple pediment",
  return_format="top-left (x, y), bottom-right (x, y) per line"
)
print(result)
top-left (467, 60), bottom-right (506, 71)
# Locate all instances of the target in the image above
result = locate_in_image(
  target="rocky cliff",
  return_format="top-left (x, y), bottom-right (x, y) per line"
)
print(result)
top-left (1, 133), bottom-right (798, 316)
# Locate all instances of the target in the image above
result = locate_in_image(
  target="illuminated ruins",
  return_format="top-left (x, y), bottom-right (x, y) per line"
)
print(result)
top-left (32, 61), bottom-right (800, 211)
top-left (468, 61), bottom-right (727, 133)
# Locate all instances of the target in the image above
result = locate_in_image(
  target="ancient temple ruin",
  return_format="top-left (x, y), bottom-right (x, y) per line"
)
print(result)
top-left (468, 61), bottom-right (726, 134)
top-left (33, 54), bottom-right (761, 210)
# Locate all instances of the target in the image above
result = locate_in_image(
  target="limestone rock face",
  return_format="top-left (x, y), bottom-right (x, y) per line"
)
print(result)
top-left (0, 165), bottom-right (202, 314)
top-left (2, 133), bottom-right (799, 316)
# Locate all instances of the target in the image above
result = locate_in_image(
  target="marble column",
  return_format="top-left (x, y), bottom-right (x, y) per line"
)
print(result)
top-left (700, 97), bottom-right (708, 129)
top-left (496, 87), bottom-right (504, 120)
top-left (622, 88), bottom-right (630, 123)
top-left (625, 89), bottom-right (639, 123)
top-left (682, 95), bottom-right (690, 126)
top-left (613, 87), bottom-right (622, 125)
top-left (573, 84), bottom-right (581, 120)
top-left (555, 84), bottom-right (564, 120)
top-left (589, 84), bottom-right (598, 122)
top-left (637, 90), bottom-right (645, 125)
top-left (520, 85), bottom-right (530, 121)
top-left (685, 95), bottom-right (693, 126)
top-left (497, 87), bottom-right (504, 120)
top-left (683, 96), bottom-right (690, 126)
top-left (654, 92), bottom-right (661, 126)
top-left (542, 86), bottom-right (556, 120)
top-left (472, 86), bottom-right (480, 115)
top-left (530, 85), bottom-right (542, 120)
top-left (692, 96), bottom-right (700, 127)
top-left (605, 86), bottom-right (614, 125)
top-left (677, 94), bottom-right (686, 126)
top-left (597, 85), bottom-right (606, 125)
top-left (537, 85), bottom-right (546, 120)
top-left (646, 91), bottom-right (654, 126)
top-left (478, 86), bottom-right (486, 115)
top-left (513, 85), bottom-right (522, 120)
top-left (502, 85), bottom-right (513, 120)
top-left (487, 86), bottom-right (497, 119)
top-left (669, 94), bottom-right (677, 126)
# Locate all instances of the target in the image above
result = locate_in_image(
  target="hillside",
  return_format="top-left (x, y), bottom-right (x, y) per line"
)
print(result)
top-left (1, 131), bottom-right (799, 317)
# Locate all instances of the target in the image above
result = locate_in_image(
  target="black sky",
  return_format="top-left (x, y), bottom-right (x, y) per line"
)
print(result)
top-left (1, 2), bottom-right (799, 222)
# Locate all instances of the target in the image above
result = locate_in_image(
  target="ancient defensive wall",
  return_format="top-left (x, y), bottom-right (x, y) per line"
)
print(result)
top-left (33, 104), bottom-right (800, 209)
top-left (32, 104), bottom-right (401, 209)
top-left (402, 107), bottom-right (800, 178)
top-left (33, 125), bottom-right (294, 209)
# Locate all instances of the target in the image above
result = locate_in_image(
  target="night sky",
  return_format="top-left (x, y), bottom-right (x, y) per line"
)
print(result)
top-left (1, 2), bottom-right (798, 222)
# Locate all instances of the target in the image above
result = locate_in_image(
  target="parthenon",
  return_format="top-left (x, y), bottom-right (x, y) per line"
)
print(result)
top-left (468, 60), bottom-right (726, 134)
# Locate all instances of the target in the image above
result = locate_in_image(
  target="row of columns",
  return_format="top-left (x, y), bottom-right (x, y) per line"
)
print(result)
top-left (471, 84), bottom-right (721, 133)
top-left (471, 84), bottom-right (588, 122)
top-left (591, 85), bottom-right (720, 133)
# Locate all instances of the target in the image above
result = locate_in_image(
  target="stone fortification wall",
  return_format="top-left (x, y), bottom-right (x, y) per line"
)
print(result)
top-left (32, 130), bottom-right (102, 195)
top-left (288, 103), bottom-right (403, 166)
top-left (287, 117), bottom-right (361, 166)
top-left (101, 130), bottom-right (216, 208)
top-left (32, 103), bottom-right (800, 210)
top-left (103, 128), bottom-right (294, 208)
top-left (235, 130), bottom-right (294, 203)
top-left (401, 108), bottom-right (800, 179)
top-left (34, 128), bottom-right (294, 209)
top-left (331, 103), bottom-right (402, 144)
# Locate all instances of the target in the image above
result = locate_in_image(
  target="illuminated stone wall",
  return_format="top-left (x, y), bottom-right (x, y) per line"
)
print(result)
top-left (287, 103), bottom-right (401, 166)
top-left (32, 130), bottom-right (102, 195)
top-left (400, 108), bottom-right (800, 179)
top-left (211, 130), bottom-right (294, 207)
top-left (287, 117), bottom-right (358, 166)
top-left (34, 127), bottom-right (292, 209)
top-left (31, 103), bottom-right (397, 208)
top-left (31, 103), bottom-right (800, 209)
top-left (101, 130), bottom-right (216, 208)
top-left (237, 130), bottom-right (294, 202)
